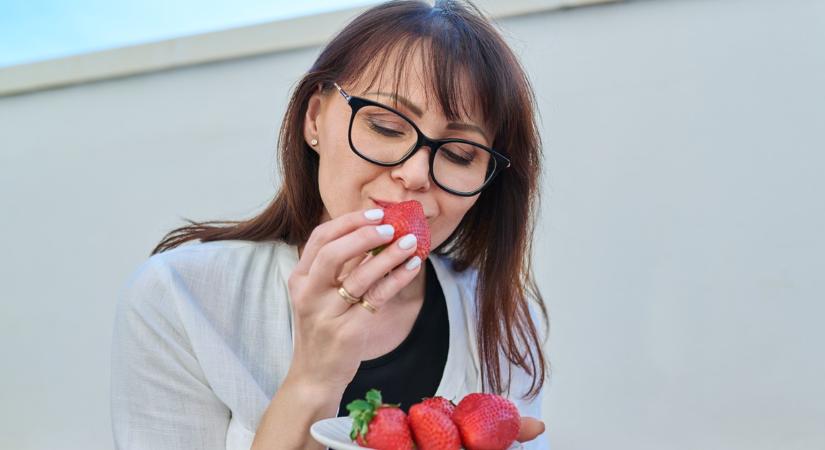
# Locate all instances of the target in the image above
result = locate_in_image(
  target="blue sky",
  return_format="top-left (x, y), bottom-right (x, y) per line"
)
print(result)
top-left (0, 0), bottom-right (381, 67)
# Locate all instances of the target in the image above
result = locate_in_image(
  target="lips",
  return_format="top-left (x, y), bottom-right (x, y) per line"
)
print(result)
top-left (372, 198), bottom-right (397, 209)
top-left (372, 198), bottom-right (433, 219)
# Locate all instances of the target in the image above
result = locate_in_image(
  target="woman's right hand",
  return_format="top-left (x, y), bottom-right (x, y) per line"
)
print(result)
top-left (284, 207), bottom-right (423, 393)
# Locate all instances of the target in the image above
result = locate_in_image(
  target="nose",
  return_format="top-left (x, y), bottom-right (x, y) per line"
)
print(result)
top-left (391, 145), bottom-right (432, 191)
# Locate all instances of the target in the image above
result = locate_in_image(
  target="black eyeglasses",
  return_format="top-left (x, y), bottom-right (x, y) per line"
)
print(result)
top-left (332, 82), bottom-right (510, 197)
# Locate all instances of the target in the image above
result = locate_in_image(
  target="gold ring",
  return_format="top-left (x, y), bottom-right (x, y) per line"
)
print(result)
top-left (337, 286), bottom-right (361, 304)
top-left (359, 299), bottom-right (378, 314)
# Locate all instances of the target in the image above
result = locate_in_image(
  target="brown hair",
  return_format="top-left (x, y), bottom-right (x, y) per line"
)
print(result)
top-left (152, 0), bottom-right (549, 400)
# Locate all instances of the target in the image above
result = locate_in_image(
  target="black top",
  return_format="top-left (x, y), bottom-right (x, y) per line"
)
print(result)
top-left (337, 258), bottom-right (450, 416)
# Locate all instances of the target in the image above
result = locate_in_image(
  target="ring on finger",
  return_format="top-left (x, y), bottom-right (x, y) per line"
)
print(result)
top-left (337, 285), bottom-right (361, 304)
top-left (359, 298), bottom-right (378, 314)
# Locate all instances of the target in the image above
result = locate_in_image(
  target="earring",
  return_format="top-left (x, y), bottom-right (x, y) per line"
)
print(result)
top-left (310, 138), bottom-right (318, 146)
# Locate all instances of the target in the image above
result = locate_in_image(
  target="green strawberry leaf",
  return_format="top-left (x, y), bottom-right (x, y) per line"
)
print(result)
top-left (365, 389), bottom-right (382, 406)
top-left (348, 389), bottom-right (384, 442)
top-left (346, 399), bottom-right (371, 412)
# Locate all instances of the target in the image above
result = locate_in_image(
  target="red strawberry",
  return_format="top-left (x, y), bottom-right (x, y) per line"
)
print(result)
top-left (409, 403), bottom-right (462, 450)
top-left (420, 396), bottom-right (456, 419)
top-left (452, 393), bottom-right (520, 450)
top-left (370, 199), bottom-right (431, 261)
top-left (347, 389), bottom-right (414, 450)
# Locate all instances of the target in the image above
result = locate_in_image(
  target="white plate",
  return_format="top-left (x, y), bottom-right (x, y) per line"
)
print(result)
top-left (310, 416), bottom-right (523, 450)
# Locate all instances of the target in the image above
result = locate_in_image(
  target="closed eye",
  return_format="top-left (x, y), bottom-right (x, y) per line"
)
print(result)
top-left (442, 148), bottom-right (473, 165)
top-left (368, 121), bottom-right (405, 137)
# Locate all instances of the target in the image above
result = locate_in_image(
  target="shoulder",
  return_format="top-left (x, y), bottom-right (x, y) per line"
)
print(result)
top-left (142, 239), bottom-right (299, 286)
top-left (149, 239), bottom-right (287, 273)
top-left (117, 239), bottom-right (295, 315)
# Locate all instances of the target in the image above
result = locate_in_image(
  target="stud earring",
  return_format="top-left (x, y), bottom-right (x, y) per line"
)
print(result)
top-left (310, 138), bottom-right (318, 146)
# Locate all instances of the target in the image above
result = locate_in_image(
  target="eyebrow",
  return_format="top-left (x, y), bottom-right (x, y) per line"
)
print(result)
top-left (365, 91), bottom-right (490, 143)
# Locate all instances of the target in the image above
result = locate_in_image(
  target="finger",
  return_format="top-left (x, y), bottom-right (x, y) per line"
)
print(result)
top-left (517, 416), bottom-right (545, 443)
top-left (308, 222), bottom-right (398, 288)
top-left (293, 208), bottom-right (385, 276)
top-left (341, 232), bottom-right (419, 301)
top-left (339, 239), bottom-right (422, 319)
top-left (336, 251), bottom-right (375, 283)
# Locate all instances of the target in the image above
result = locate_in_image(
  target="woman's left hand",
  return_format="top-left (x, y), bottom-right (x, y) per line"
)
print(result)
top-left (517, 416), bottom-right (546, 443)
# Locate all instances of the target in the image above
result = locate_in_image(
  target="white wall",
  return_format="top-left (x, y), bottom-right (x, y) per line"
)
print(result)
top-left (1, 0), bottom-right (823, 448)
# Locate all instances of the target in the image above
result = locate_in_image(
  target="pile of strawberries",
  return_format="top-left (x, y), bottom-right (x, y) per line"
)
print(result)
top-left (347, 389), bottom-right (529, 450)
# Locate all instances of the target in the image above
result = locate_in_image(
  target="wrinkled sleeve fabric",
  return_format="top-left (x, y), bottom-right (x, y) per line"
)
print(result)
top-left (110, 257), bottom-right (231, 450)
top-left (463, 267), bottom-right (551, 450)
top-left (505, 299), bottom-right (551, 450)
top-left (509, 376), bottom-right (550, 450)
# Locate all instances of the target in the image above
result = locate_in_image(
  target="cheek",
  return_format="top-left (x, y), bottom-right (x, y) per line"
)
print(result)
top-left (317, 162), bottom-right (362, 217)
top-left (431, 197), bottom-right (476, 246)
top-left (316, 145), bottom-right (383, 219)
top-left (316, 118), bottom-right (363, 187)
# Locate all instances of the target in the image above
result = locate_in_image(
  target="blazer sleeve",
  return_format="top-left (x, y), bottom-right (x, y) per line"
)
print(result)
top-left (504, 299), bottom-right (551, 450)
top-left (110, 257), bottom-right (231, 450)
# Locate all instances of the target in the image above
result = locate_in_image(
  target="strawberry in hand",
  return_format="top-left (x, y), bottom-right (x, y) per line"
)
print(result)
top-left (347, 389), bottom-right (414, 450)
top-left (370, 199), bottom-right (431, 261)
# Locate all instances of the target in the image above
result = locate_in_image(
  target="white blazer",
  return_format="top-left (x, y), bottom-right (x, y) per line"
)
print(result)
top-left (111, 239), bottom-right (549, 449)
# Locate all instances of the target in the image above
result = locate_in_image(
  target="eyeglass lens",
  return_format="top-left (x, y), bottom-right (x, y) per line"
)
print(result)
top-left (351, 104), bottom-right (495, 194)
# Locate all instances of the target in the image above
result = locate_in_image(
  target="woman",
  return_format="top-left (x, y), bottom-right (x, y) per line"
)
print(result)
top-left (111, 1), bottom-right (550, 449)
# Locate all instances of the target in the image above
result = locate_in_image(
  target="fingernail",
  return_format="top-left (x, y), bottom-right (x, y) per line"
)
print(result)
top-left (376, 224), bottom-right (394, 237)
top-left (398, 233), bottom-right (417, 249)
top-left (364, 209), bottom-right (384, 221)
top-left (405, 256), bottom-right (421, 270)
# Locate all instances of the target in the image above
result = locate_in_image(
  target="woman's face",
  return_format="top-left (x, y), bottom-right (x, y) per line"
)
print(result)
top-left (303, 51), bottom-right (489, 256)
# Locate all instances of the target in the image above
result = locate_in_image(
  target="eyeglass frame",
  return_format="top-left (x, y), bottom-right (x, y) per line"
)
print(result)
top-left (332, 82), bottom-right (511, 197)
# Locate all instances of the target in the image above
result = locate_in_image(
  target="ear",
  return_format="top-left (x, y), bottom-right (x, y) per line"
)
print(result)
top-left (303, 84), bottom-right (325, 154)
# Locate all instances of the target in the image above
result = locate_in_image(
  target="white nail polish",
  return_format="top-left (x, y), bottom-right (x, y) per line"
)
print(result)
top-left (405, 256), bottom-right (421, 270)
top-left (398, 233), bottom-right (417, 249)
top-left (364, 209), bottom-right (384, 220)
top-left (376, 224), bottom-right (394, 236)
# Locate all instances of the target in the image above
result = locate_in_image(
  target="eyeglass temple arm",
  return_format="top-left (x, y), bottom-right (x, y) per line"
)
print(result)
top-left (333, 82), bottom-right (351, 102)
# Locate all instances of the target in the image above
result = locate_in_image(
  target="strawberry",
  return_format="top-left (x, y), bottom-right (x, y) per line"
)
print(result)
top-left (408, 403), bottom-right (462, 450)
top-left (347, 389), bottom-right (414, 450)
top-left (370, 199), bottom-right (431, 261)
top-left (452, 393), bottom-right (521, 450)
top-left (420, 396), bottom-right (456, 419)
